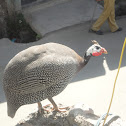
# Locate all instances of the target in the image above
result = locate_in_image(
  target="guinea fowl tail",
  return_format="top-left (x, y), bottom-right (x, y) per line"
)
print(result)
top-left (7, 102), bottom-right (19, 118)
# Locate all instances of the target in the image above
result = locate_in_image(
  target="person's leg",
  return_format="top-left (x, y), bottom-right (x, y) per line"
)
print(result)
top-left (107, 0), bottom-right (119, 32)
top-left (91, 0), bottom-right (112, 31)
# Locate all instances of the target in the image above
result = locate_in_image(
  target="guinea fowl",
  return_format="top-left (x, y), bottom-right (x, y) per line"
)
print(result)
top-left (3, 40), bottom-right (107, 118)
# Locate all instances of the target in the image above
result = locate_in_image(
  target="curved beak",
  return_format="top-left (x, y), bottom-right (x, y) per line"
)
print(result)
top-left (102, 48), bottom-right (108, 54)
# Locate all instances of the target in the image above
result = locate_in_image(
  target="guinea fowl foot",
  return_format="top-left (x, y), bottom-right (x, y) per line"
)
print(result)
top-left (43, 97), bottom-right (69, 112)
top-left (43, 103), bottom-right (70, 112)
top-left (56, 103), bottom-right (70, 112)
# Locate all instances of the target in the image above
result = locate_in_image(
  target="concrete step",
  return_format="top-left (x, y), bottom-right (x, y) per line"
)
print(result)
top-left (23, 0), bottom-right (103, 36)
top-left (22, 0), bottom-right (69, 11)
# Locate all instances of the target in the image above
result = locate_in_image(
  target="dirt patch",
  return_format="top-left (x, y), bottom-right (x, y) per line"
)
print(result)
top-left (16, 111), bottom-right (70, 126)
top-left (0, 1), bottom-right (41, 43)
top-left (6, 13), bottom-right (41, 43)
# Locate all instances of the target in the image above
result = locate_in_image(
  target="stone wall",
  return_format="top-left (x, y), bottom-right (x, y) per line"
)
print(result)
top-left (0, 0), bottom-right (8, 38)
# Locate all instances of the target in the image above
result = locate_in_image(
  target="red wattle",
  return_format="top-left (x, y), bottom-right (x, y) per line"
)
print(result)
top-left (92, 51), bottom-right (102, 56)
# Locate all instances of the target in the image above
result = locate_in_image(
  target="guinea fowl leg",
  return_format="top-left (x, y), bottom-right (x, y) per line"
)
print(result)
top-left (48, 97), bottom-right (58, 111)
top-left (38, 102), bottom-right (43, 113)
top-left (48, 97), bottom-right (69, 112)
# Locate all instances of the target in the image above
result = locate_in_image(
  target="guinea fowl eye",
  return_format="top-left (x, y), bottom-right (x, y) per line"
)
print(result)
top-left (95, 46), bottom-right (100, 50)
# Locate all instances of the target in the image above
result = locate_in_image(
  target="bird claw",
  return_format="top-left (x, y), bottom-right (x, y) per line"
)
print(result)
top-left (43, 104), bottom-right (70, 112)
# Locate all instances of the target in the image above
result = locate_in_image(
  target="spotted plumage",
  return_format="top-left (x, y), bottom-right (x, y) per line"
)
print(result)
top-left (3, 41), bottom-right (107, 118)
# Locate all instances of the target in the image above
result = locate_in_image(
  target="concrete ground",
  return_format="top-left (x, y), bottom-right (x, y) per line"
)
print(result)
top-left (0, 0), bottom-right (126, 126)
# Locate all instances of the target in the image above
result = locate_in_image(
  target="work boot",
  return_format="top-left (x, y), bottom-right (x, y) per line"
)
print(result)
top-left (113, 27), bottom-right (122, 32)
top-left (89, 29), bottom-right (103, 35)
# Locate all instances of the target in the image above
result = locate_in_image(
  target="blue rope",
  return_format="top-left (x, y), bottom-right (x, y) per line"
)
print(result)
top-left (94, 113), bottom-right (112, 126)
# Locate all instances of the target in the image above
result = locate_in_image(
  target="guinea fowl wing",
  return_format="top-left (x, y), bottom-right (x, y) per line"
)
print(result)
top-left (3, 43), bottom-right (78, 95)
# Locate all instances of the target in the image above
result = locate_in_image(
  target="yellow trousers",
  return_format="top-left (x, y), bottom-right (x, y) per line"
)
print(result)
top-left (92, 0), bottom-right (118, 32)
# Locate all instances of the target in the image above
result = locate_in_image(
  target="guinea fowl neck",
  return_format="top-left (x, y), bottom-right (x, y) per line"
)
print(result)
top-left (77, 52), bottom-right (92, 73)
top-left (77, 52), bottom-right (92, 72)
top-left (83, 52), bottom-right (92, 66)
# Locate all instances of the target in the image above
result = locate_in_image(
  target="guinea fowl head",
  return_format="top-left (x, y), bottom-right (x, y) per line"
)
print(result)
top-left (85, 40), bottom-right (107, 57)
top-left (82, 40), bottom-right (107, 66)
